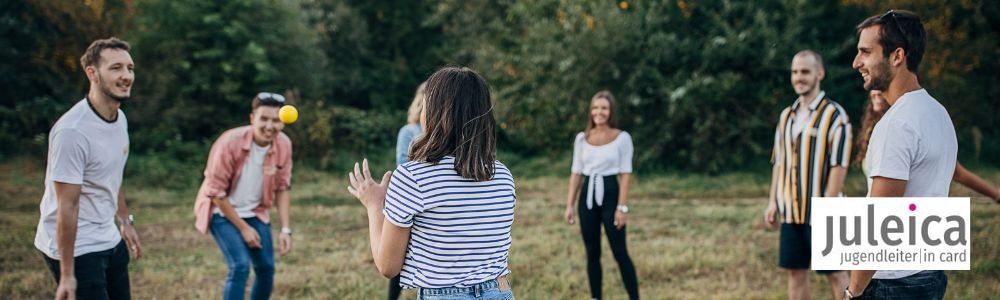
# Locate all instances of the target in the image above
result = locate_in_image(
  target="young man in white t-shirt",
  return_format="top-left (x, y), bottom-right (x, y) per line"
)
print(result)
top-left (846, 10), bottom-right (955, 300)
top-left (34, 37), bottom-right (143, 300)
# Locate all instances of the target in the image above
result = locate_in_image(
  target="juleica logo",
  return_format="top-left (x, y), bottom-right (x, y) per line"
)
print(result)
top-left (811, 198), bottom-right (970, 270)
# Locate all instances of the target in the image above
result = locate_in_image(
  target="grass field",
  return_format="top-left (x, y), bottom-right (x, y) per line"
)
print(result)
top-left (1, 156), bottom-right (998, 299)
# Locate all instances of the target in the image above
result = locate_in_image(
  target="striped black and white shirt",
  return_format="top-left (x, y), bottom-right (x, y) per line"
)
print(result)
top-left (383, 156), bottom-right (516, 289)
top-left (771, 92), bottom-right (852, 224)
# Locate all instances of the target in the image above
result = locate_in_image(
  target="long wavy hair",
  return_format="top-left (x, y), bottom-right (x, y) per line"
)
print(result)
top-left (853, 98), bottom-right (886, 167)
top-left (408, 67), bottom-right (496, 181)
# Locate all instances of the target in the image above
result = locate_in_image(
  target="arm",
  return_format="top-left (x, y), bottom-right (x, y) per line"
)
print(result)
top-left (565, 173), bottom-right (582, 224)
top-left (848, 176), bottom-right (907, 296)
top-left (54, 182), bottom-right (82, 300)
top-left (212, 197), bottom-right (261, 249)
top-left (824, 166), bottom-right (848, 197)
top-left (953, 162), bottom-right (1000, 202)
top-left (116, 186), bottom-right (142, 258)
top-left (348, 159), bottom-right (409, 277)
top-left (614, 173), bottom-right (631, 229)
top-left (368, 211), bottom-right (411, 277)
top-left (765, 163), bottom-right (780, 229)
top-left (275, 189), bottom-right (292, 255)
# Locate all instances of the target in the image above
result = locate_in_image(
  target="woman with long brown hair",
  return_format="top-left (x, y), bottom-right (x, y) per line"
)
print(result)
top-left (856, 90), bottom-right (999, 202)
top-left (565, 90), bottom-right (639, 299)
top-left (348, 67), bottom-right (516, 299)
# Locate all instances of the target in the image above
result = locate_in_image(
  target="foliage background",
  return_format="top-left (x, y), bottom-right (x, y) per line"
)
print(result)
top-left (1, 0), bottom-right (997, 174)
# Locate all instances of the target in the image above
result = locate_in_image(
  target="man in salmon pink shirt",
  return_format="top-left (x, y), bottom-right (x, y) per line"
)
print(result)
top-left (194, 92), bottom-right (294, 300)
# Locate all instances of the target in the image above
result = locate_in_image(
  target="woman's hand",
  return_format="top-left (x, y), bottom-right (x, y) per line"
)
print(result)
top-left (564, 206), bottom-right (576, 225)
top-left (614, 210), bottom-right (627, 230)
top-left (347, 158), bottom-right (392, 211)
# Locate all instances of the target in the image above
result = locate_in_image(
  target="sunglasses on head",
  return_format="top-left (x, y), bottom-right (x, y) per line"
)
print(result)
top-left (257, 92), bottom-right (285, 104)
top-left (878, 10), bottom-right (910, 54)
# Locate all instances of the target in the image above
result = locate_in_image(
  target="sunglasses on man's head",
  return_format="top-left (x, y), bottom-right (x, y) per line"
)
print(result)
top-left (257, 92), bottom-right (285, 104)
top-left (878, 10), bottom-right (910, 53)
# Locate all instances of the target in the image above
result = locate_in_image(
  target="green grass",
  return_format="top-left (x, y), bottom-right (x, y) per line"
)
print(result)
top-left (1, 156), bottom-right (998, 299)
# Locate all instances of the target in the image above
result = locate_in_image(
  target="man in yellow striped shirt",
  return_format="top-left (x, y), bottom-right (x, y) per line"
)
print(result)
top-left (765, 50), bottom-right (852, 300)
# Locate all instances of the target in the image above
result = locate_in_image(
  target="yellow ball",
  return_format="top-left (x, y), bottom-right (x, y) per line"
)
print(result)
top-left (279, 105), bottom-right (298, 124)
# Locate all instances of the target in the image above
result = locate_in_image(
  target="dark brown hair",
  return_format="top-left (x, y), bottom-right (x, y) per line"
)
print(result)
top-left (408, 67), bottom-right (497, 181)
top-left (80, 37), bottom-right (130, 69)
top-left (856, 10), bottom-right (926, 73)
top-left (585, 90), bottom-right (617, 137)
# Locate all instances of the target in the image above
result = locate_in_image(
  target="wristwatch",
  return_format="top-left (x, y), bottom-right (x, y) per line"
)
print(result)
top-left (119, 214), bottom-right (134, 226)
top-left (281, 227), bottom-right (293, 236)
top-left (844, 288), bottom-right (862, 299)
top-left (617, 205), bottom-right (629, 214)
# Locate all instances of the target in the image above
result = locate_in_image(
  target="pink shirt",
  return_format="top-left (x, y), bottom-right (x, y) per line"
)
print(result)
top-left (194, 126), bottom-right (293, 234)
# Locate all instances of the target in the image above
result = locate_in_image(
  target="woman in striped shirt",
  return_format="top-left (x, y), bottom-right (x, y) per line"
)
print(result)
top-left (348, 67), bottom-right (516, 299)
top-left (565, 90), bottom-right (639, 299)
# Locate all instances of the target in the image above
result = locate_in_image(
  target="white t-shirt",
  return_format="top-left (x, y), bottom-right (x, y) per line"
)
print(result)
top-left (571, 131), bottom-right (634, 176)
top-left (865, 89), bottom-right (957, 279)
top-left (35, 99), bottom-right (129, 259)
top-left (225, 143), bottom-right (270, 218)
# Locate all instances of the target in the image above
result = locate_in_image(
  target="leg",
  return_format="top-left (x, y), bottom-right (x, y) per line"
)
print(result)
top-left (786, 269), bottom-right (809, 300)
top-left (106, 240), bottom-right (132, 300)
top-left (388, 275), bottom-right (403, 300)
top-left (211, 214), bottom-right (253, 300)
top-left (246, 218), bottom-right (275, 300)
top-left (823, 271), bottom-right (848, 300)
top-left (600, 179), bottom-right (639, 300)
top-left (578, 178), bottom-right (603, 300)
top-left (778, 224), bottom-right (812, 300)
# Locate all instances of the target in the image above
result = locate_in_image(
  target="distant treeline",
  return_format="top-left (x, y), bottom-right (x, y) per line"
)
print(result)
top-left (2, 0), bottom-right (997, 172)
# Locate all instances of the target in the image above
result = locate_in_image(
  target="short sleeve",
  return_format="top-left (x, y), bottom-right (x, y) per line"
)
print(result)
top-left (829, 120), bottom-right (852, 167)
top-left (771, 120), bottom-right (782, 165)
top-left (867, 119), bottom-right (917, 181)
top-left (383, 164), bottom-right (425, 227)
top-left (571, 132), bottom-right (585, 173)
top-left (49, 128), bottom-right (88, 185)
top-left (618, 132), bottom-right (633, 173)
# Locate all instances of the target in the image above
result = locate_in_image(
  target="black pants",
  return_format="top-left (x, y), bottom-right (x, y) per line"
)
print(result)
top-left (387, 275), bottom-right (402, 300)
top-left (579, 175), bottom-right (639, 300)
top-left (42, 240), bottom-right (131, 300)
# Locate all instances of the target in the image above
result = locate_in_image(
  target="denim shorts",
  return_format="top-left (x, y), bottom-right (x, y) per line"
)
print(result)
top-left (417, 278), bottom-right (514, 300)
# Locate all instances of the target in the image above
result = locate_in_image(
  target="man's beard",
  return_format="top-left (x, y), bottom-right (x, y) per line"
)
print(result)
top-left (96, 72), bottom-right (130, 102)
top-left (865, 60), bottom-right (893, 91)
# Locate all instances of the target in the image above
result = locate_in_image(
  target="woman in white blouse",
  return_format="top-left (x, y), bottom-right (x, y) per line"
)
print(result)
top-left (565, 90), bottom-right (639, 300)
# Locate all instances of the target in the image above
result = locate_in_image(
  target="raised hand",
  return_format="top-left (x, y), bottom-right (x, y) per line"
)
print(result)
top-left (347, 158), bottom-right (392, 210)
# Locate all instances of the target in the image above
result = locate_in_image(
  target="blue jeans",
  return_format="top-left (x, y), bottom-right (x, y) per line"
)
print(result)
top-left (417, 278), bottom-right (514, 300)
top-left (858, 270), bottom-right (947, 300)
top-left (210, 214), bottom-right (275, 300)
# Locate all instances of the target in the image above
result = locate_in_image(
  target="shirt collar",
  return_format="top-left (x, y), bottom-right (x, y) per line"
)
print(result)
top-left (790, 91), bottom-right (826, 111)
top-left (239, 126), bottom-right (276, 155)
